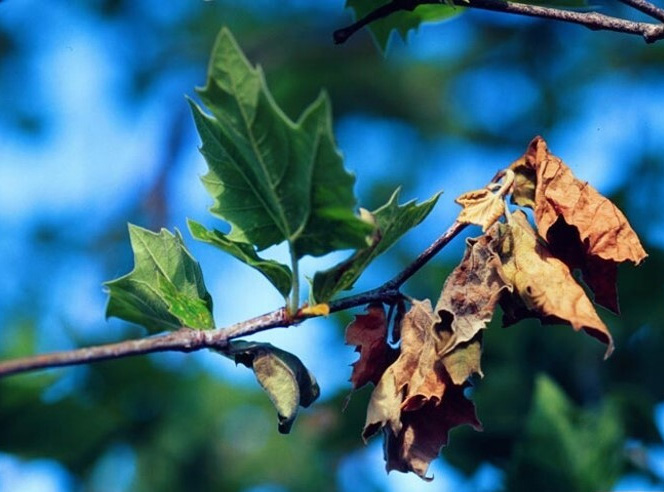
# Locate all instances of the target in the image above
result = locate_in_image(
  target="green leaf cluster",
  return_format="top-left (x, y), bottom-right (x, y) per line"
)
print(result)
top-left (103, 27), bottom-right (439, 434)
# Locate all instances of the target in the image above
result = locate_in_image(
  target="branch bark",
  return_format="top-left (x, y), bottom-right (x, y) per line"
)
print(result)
top-left (0, 221), bottom-right (467, 379)
top-left (333, 0), bottom-right (664, 45)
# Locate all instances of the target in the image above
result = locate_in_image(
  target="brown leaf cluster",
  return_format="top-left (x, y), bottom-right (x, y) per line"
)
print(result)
top-left (346, 136), bottom-right (646, 480)
top-left (359, 301), bottom-right (481, 480)
top-left (510, 136), bottom-right (647, 312)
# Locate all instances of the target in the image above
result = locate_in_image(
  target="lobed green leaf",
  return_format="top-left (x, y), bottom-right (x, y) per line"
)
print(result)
top-left (312, 189), bottom-right (440, 303)
top-left (105, 225), bottom-right (214, 333)
top-left (190, 28), bottom-right (371, 259)
top-left (188, 219), bottom-right (292, 298)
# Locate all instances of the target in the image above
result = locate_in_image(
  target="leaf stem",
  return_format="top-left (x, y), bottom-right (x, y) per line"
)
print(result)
top-left (288, 243), bottom-right (300, 314)
top-left (0, 219), bottom-right (466, 379)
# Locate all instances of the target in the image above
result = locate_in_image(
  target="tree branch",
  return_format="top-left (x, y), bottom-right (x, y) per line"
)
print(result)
top-left (334, 0), bottom-right (664, 45)
top-left (0, 221), bottom-right (467, 379)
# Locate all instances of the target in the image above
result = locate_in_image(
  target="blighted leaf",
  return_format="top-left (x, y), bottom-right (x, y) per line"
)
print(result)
top-left (434, 224), bottom-right (510, 354)
top-left (312, 189), bottom-right (439, 303)
top-left (455, 188), bottom-right (505, 232)
top-left (498, 211), bottom-right (614, 358)
top-left (345, 0), bottom-right (461, 52)
top-left (227, 341), bottom-right (320, 434)
top-left (188, 219), bottom-right (292, 298)
top-left (190, 28), bottom-right (371, 258)
top-left (346, 304), bottom-right (398, 389)
top-left (510, 136), bottom-right (647, 312)
top-left (105, 225), bottom-right (214, 333)
top-left (383, 382), bottom-right (482, 480)
top-left (362, 300), bottom-right (482, 480)
top-left (438, 336), bottom-right (483, 386)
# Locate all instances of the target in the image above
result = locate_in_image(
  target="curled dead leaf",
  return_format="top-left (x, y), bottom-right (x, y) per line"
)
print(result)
top-left (455, 188), bottom-right (506, 232)
top-left (498, 211), bottom-right (614, 358)
top-left (510, 136), bottom-right (647, 312)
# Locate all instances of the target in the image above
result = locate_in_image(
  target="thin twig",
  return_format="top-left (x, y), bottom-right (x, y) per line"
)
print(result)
top-left (334, 0), bottom-right (664, 44)
top-left (0, 220), bottom-right (466, 379)
top-left (618, 0), bottom-right (664, 23)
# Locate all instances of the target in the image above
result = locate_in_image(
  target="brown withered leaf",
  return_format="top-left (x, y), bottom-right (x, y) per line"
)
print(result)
top-left (362, 300), bottom-right (482, 480)
top-left (498, 211), bottom-right (614, 358)
top-left (383, 382), bottom-right (482, 480)
top-left (345, 303), bottom-right (397, 389)
top-left (510, 136), bottom-right (647, 312)
top-left (439, 334), bottom-right (483, 386)
top-left (434, 224), bottom-right (510, 354)
top-left (455, 188), bottom-right (506, 232)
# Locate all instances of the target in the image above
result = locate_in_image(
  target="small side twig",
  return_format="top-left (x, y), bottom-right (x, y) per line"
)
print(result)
top-left (0, 220), bottom-right (466, 379)
top-left (334, 0), bottom-right (664, 44)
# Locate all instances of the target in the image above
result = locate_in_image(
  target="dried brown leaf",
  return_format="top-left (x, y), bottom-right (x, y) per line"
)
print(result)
top-left (362, 300), bottom-right (482, 480)
top-left (345, 303), bottom-right (397, 389)
top-left (455, 188), bottom-right (506, 232)
top-left (499, 211), bottom-right (614, 358)
top-left (510, 136), bottom-right (647, 312)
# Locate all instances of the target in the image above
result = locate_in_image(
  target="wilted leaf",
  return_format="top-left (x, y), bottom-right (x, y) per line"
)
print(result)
top-left (227, 341), bottom-right (320, 434)
top-left (312, 189), bottom-right (439, 303)
top-left (498, 211), bottom-right (614, 358)
top-left (188, 219), bottom-right (292, 298)
top-left (510, 136), bottom-right (647, 312)
top-left (346, 0), bottom-right (461, 52)
top-left (362, 300), bottom-right (482, 479)
top-left (345, 304), bottom-right (397, 389)
top-left (190, 28), bottom-right (371, 258)
top-left (105, 225), bottom-right (214, 333)
top-left (455, 188), bottom-right (505, 232)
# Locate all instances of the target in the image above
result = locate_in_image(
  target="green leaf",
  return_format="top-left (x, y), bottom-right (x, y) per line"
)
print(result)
top-left (346, 0), bottom-right (461, 52)
top-left (227, 341), bottom-right (320, 434)
top-left (105, 225), bottom-right (214, 333)
top-left (506, 375), bottom-right (624, 492)
top-left (188, 219), bottom-right (292, 298)
top-left (312, 189), bottom-right (440, 303)
top-left (189, 28), bottom-right (372, 259)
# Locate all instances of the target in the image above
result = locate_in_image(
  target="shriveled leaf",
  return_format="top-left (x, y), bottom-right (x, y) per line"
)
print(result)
top-left (105, 225), bottom-right (214, 333)
top-left (510, 136), bottom-right (647, 312)
top-left (435, 224), bottom-right (510, 353)
top-left (345, 304), bottom-right (397, 389)
top-left (190, 28), bottom-right (371, 258)
top-left (188, 219), bottom-right (292, 298)
top-left (362, 300), bottom-right (482, 480)
top-left (227, 341), bottom-right (320, 434)
top-left (498, 211), bottom-right (614, 358)
top-left (383, 382), bottom-right (482, 480)
top-left (455, 188), bottom-right (505, 232)
top-left (438, 336), bottom-right (483, 386)
top-left (346, 0), bottom-right (461, 52)
top-left (312, 189), bottom-right (439, 303)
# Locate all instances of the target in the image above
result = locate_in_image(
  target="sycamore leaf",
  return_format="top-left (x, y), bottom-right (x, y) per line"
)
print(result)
top-left (435, 224), bottom-right (510, 353)
top-left (345, 303), bottom-right (398, 389)
top-left (105, 225), bottom-right (214, 333)
top-left (312, 189), bottom-right (439, 303)
top-left (362, 300), bottom-right (482, 480)
top-left (190, 28), bottom-right (372, 259)
top-left (498, 211), bottom-right (614, 358)
top-left (455, 188), bottom-right (506, 232)
top-left (187, 219), bottom-right (292, 298)
top-left (228, 340), bottom-right (320, 434)
top-left (345, 0), bottom-right (461, 52)
top-left (510, 136), bottom-right (647, 312)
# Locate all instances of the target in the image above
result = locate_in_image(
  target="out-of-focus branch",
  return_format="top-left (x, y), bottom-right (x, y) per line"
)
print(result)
top-left (0, 221), bottom-right (467, 379)
top-left (333, 0), bottom-right (664, 44)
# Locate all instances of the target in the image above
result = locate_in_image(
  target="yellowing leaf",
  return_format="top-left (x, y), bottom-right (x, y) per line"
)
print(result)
top-left (510, 136), bottom-right (648, 312)
top-left (498, 211), bottom-right (614, 358)
top-left (455, 188), bottom-right (506, 232)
